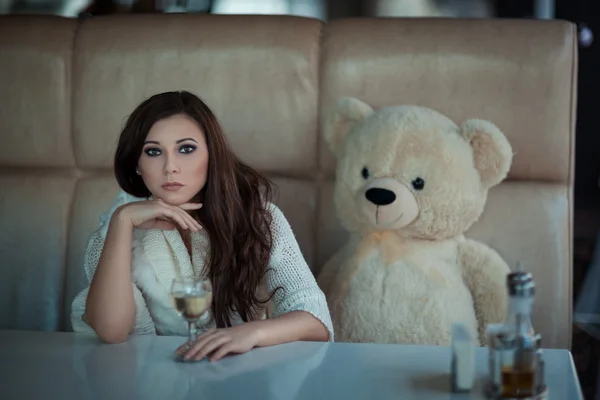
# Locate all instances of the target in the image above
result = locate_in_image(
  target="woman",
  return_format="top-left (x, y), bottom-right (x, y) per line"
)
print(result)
top-left (71, 90), bottom-right (333, 362)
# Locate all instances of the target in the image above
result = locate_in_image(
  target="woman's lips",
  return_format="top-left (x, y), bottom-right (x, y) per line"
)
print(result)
top-left (162, 182), bottom-right (184, 191)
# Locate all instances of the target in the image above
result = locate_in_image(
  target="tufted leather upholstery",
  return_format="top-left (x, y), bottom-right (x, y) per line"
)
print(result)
top-left (0, 14), bottom-right (577, 349)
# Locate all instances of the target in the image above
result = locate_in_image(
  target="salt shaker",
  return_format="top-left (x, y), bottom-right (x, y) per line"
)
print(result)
top-left (450, 322), bottom-right (476, 392)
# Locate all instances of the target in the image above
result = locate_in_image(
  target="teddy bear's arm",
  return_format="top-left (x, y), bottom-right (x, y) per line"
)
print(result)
top-left (457, 238), bottom-right (511, 345)
top-left (316, 245), bottom-right (348, 296)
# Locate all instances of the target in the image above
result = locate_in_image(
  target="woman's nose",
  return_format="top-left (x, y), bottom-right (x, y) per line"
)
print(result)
top-left (163, 156), bottom-right (179, 174)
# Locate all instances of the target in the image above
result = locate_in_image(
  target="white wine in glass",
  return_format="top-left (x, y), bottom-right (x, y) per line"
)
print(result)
top-left (170, 276), bottom-right (212, 360)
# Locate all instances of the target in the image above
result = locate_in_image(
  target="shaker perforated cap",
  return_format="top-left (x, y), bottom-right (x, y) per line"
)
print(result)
top-left (506, 261), bottom-right (535, 297)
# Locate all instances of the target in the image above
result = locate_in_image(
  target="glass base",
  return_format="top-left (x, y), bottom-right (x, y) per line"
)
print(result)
top-left (484, 382), bottom-right (549, 399)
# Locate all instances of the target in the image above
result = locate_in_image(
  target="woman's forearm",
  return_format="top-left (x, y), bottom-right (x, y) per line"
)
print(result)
top-left (85, 208), bottom-right (136, 344)
top-left (253, 311), bottom-right (330, 347)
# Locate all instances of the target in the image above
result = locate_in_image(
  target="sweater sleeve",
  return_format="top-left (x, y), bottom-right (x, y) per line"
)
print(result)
top-left (264, 204), bottom-right (334, 342)
top-left (70, 190), bottom-right (156, 336)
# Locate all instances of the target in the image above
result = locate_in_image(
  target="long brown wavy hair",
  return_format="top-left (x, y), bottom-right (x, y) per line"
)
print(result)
top-left (114, 90), bottom-right (277, 328)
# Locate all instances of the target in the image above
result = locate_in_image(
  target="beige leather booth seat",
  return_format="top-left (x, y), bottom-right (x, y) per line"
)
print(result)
top-left (0, 15), bottom-right (577, 349)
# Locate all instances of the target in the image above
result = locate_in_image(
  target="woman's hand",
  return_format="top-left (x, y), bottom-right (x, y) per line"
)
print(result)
top-left (115, 198), bottom-right (203, 232)
top-left (175, 323), bottom-right (263, 362)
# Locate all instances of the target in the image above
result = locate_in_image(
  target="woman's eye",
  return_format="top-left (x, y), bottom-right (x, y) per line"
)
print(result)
top-left (179, 145), bottom-right (196, 154)
top-left (144, 148), bottom-right (161, 157)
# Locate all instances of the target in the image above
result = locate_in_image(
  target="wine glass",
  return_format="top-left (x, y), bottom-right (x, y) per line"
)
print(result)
top-left (170, 275), bottom-right (212, 361)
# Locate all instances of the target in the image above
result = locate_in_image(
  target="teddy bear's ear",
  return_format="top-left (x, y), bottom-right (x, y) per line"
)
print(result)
top-left (460, 119), bottom-right (513, 189)
top-left (325, 97), bottom-right (374, 156)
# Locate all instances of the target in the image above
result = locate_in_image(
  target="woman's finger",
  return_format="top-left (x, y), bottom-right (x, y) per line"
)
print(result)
top-left (161, 202), bottom-right (201, 231)
top-left (188, 336), bottom-right (232, 361)
top-left (177, 203), bottom-right (203, 230)
top-left (180, 208), bottom-right (202, 231)
top-left (178, 329), bottom-right (218, 355)
top-left (179, 203), bottom-right (203, 211)
top-left (161, 208), bottom-right (190, 230)
top-left (210, 343), bottom-right (235, 362)
top-left (183, 330), bottom-right (222, 359)
top-left (174, 328), bottom-right (216, 355)
top-left (153, 199), bottom-right (202, 231)
top-left (172, 206), bottom-right (201, 231)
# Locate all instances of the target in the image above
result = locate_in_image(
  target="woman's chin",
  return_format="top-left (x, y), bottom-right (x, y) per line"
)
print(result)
top-left (152, 190), bottom-right (195, 206)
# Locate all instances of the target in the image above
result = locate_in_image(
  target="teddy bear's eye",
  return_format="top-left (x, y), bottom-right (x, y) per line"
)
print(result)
top-left (361, 167), bottom-right (370, 180)
top-left (412, 177), bottom-right (425, 191)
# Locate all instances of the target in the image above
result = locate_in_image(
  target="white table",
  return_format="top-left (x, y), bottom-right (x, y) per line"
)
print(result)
top-left (0, 330), bottom-right (584, 400)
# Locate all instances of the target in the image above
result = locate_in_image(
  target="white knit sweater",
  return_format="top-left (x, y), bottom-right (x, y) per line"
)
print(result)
top-left (70, 190), bottom-right (334, 341)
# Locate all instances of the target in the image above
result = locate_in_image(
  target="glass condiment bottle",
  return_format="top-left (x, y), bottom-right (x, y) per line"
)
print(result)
top-left (499, 262), bottom-right (539, 398)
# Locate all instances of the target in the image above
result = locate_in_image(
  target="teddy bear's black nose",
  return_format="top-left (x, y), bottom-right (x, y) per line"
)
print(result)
top-left (365, 188), bottom-right (396, 206)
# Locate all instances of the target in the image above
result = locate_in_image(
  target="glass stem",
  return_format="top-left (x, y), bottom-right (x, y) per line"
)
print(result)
top-left (187, 321), bottom-right (195, 348)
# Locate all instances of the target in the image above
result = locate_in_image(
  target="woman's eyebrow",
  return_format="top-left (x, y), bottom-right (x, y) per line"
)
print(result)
top-left (176, 138), bottom-right (198, 144)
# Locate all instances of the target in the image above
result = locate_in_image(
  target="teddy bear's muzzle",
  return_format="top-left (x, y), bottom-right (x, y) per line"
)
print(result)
top-left (358, 178), bottom-right (419, 230)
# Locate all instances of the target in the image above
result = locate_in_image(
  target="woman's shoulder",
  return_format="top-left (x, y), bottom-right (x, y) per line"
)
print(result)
top-left (264, 202), bottom-right (298, 242)
top-left (264, 202), bottom-right (288, 226)
top-left (265, 201), bottom-right (282, 215)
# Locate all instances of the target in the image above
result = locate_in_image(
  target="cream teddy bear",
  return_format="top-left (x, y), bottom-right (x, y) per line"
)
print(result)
top-left (317, 97), bottom-right (513, 346)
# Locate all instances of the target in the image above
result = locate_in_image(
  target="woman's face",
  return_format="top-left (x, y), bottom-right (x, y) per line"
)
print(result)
top-left (137, 113), bottom-right (209, 205)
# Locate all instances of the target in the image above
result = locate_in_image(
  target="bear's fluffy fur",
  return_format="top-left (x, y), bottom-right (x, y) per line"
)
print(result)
top-left (318, 97), bottom-right (513, 345)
